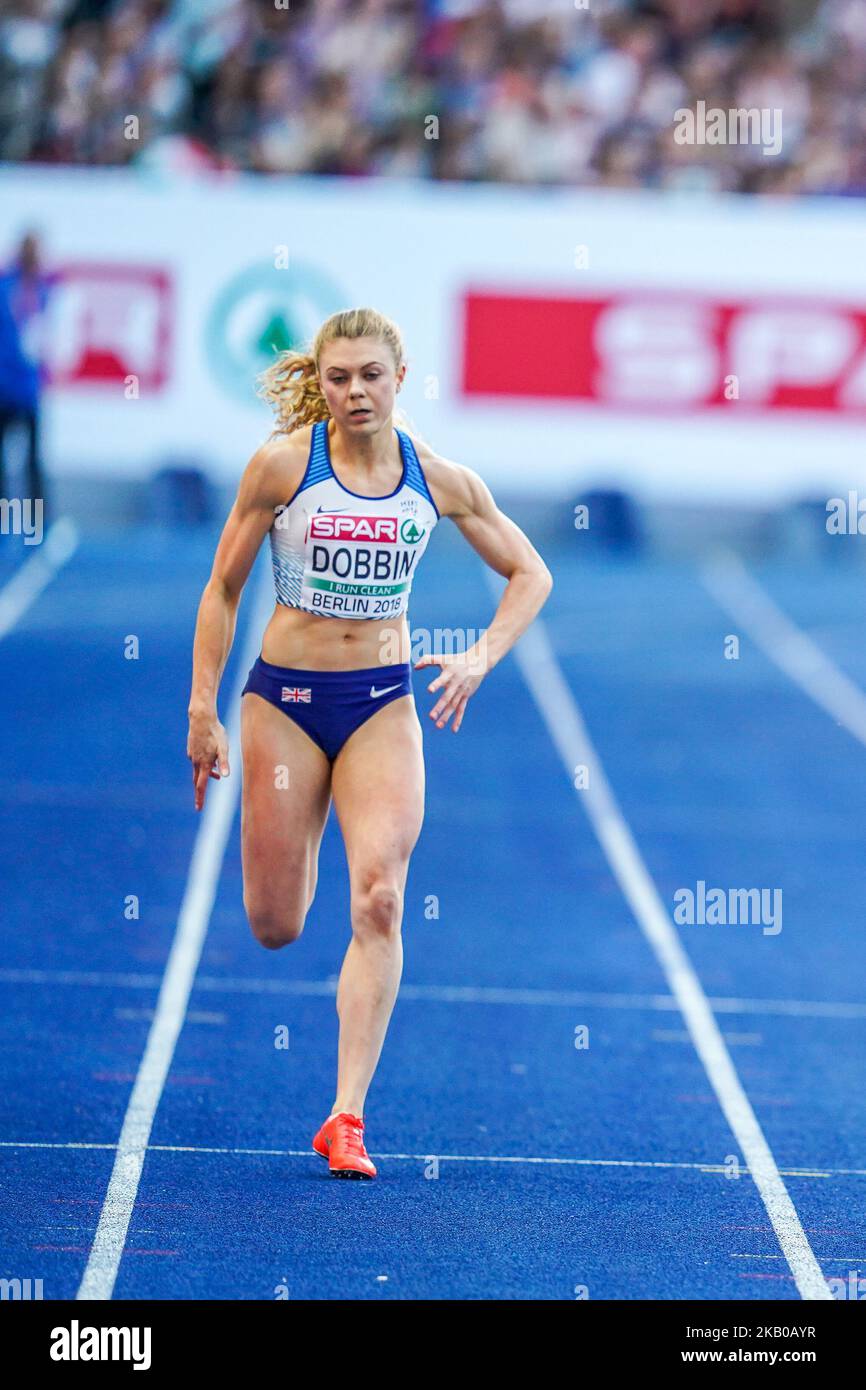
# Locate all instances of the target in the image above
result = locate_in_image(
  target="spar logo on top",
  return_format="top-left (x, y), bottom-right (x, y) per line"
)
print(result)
top-left (461, 290), bottom-right (866, 413)
top-left (42, 263), bottom-right (172, 389)
top-left (308, 514), bottom-right (398, 542)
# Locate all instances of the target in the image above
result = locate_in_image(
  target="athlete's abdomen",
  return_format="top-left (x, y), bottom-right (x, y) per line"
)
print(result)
top-left (260, 603), bottom-right (412, 671)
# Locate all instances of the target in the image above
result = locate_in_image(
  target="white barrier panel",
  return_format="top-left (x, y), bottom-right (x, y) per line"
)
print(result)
top-left (3, 165), bottom-right (866, 503)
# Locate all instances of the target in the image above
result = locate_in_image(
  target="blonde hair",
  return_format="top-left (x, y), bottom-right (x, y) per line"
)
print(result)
top-left (256, 306), bottom-right (420, 439)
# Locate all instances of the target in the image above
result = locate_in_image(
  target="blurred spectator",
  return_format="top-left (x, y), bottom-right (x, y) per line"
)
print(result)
top-left (0, 232), bottom-right (57, 517)
top-left (0, 0), bottom-right (862, 196)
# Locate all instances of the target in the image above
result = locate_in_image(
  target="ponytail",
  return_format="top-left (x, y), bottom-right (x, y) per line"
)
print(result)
top-left (255, 349), bottom-right (329, 436)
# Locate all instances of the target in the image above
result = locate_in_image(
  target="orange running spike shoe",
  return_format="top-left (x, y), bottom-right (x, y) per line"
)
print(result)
top-left (312, 1112), bottom-right (377, 1180)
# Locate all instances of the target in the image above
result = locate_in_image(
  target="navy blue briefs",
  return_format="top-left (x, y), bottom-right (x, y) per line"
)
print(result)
top-left (241, 655), bottom-right (414, 761)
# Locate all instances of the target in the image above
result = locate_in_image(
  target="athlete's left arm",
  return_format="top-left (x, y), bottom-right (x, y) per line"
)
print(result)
top-left (415, 454), bottom-right (553, 732)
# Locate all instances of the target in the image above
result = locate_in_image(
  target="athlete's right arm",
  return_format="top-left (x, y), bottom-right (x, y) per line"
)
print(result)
top-left (186, 434), bottom-right (304, 811)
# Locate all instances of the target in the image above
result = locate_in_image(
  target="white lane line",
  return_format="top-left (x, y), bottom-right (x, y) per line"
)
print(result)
top-left (0, 1139), bottom-right (846, 1177)
top-left (75, 567), bottom-right (272, 1302)
top-left (702, 548), bottom-right (866, 747)
top-left (4, 966), bottom-right (865, 1019)
top-left (0, 517), bottom-right (78, 639)
top-left (499, 600), bottom-right (832, 1301)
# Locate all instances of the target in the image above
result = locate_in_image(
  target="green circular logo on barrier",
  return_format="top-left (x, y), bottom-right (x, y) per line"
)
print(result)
top-left (400, 518), bottom-right (426, 544)
top-left (206, 262), bottom-right (345, 405)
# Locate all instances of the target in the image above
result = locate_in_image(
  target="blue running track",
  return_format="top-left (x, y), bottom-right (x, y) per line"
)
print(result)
top-left (1, 521), bottom-right (864, 1300)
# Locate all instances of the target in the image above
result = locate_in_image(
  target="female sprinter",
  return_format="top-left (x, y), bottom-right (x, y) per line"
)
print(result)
top-left (187, 308), bottom-right (552, 1180)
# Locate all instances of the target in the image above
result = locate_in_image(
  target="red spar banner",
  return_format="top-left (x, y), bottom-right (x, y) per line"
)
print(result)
top-left (461, 290), bottom-right (866, 413)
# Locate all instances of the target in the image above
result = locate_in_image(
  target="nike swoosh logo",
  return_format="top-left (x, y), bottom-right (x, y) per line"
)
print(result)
top-left (370, 683), bottom-right (402, 698)
top-left (316, 506), bottom-right (350, 513)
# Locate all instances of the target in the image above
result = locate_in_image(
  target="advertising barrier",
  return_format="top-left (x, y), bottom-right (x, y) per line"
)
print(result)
top-left (3, 166), bottom-right (865, 502)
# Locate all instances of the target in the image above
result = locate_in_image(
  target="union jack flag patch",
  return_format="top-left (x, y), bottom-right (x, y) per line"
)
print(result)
top-left (281, 687), bottom-right (311, 703)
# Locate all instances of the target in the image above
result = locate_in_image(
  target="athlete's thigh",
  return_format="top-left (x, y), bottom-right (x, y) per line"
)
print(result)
top-left (241, 692), bottom-right (332, 904)
top-left (330, 695), bottom-right (425, 888)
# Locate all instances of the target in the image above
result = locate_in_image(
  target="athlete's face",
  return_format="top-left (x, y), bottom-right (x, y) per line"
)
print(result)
top-left (318, 338), bottom-right (405, 432)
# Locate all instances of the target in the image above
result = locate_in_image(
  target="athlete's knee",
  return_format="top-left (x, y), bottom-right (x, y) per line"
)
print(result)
top-left (351, 877), bottom-right (403, 939)
top-left (245, 899), bottom-right (306, 950)
top-left (251, 915), bottom-right (305, 950)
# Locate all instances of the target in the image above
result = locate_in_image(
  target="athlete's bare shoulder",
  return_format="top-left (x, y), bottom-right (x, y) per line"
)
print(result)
top-left (409, 434), bottom-right (492, 520)
top-left (240, 426), bottom-right (312, 513)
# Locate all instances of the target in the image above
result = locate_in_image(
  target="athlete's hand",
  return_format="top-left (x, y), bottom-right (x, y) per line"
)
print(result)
top-left (187, 708), bottom-right (230, 811)
top-left (415, 645), bottom-right (488, 733)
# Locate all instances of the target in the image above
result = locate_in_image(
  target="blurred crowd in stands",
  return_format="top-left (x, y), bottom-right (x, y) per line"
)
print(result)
top-left (2, 0), bottom-right (865, 194)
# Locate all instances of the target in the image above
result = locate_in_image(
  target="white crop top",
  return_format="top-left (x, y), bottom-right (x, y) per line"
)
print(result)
top-left (269, 418), bottom-right (440, 620)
